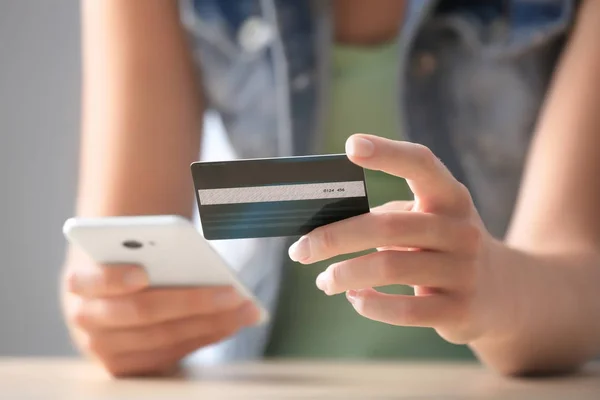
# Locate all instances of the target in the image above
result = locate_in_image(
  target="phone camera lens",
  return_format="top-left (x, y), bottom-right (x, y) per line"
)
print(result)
top-left (122, 240), bottom-right (143, 249)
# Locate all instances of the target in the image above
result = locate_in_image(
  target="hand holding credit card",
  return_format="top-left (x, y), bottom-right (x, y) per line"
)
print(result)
top-left (191, 154), bottom-right (370, 239)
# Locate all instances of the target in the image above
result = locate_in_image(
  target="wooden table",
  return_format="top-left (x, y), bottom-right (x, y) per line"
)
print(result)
top-left (1, 358), bottom-right (599, 399)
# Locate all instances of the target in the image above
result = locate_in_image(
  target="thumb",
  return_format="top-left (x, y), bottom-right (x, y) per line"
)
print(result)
top-left (65, 263), bottom-right (148, 298)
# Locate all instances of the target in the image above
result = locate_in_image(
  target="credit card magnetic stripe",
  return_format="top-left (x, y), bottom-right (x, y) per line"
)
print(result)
top-left (191, 154), bottom-right (366, 189)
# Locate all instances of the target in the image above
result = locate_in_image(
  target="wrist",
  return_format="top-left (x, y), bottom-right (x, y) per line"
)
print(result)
top-left (470, 238), bottom-right (529, 348)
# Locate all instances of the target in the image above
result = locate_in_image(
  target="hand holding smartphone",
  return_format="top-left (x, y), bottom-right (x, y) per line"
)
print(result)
top-left (61, 214), bottom-right (265, 377)
top-left (62, 215), bottom-right (269, 323)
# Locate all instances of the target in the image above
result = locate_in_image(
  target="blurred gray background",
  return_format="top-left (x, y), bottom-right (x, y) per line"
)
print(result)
top-left (0, 0), bottom-right (80, 355)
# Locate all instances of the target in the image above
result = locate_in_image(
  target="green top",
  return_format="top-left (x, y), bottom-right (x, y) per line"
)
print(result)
top-left (264, 41), bottom-right (474, 360)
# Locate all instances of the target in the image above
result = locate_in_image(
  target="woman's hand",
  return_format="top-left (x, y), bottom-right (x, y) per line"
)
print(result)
top-left (61, 248), bottom-right (260, 377)
top-left (288, 134), bottom-right (513, 346)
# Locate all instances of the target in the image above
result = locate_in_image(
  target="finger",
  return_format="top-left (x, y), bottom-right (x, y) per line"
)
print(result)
top-left (289, 210), bottom-right (477, 263)
top-left (372, 202), bottom-right (417, 252)
top-left (346, 288), bottom-right (455, 327)
top-left (66, 263), bottom-right (148, 298)
top-left (346, 134), bottom-right (472, 215)
top-left (371, 202), bottom-right (418, 252)
top-left (317, 251), bottom-right (468, 295)
top-left (371, 200), bottom-right (414, 213)
top-left (72, 286), bottom-right (249, 330)
top-left (87, 302), bottom-right (258, 356)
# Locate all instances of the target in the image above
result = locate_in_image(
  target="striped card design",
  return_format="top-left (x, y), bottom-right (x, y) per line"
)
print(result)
top-left (191, 154), bottom-right (370, 239)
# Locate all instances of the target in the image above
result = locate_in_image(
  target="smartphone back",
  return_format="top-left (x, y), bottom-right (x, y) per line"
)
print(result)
top-left (63, 215), bottom-right (240, 287)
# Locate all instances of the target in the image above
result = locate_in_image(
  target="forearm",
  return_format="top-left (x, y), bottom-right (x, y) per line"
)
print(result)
top-left (470, 0), bottom-right (600, 376)
top-left (470, 240), bottom-right (600, 375)
top-left (77, 0), bottom-right (202, 217)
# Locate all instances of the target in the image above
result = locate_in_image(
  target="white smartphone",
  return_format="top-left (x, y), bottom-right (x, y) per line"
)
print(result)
top-left (62, 214), bottom-right (269, 323)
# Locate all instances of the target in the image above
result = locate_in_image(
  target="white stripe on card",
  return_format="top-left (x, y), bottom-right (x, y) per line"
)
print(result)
top-left (198, 181), bottom-right (366, 205)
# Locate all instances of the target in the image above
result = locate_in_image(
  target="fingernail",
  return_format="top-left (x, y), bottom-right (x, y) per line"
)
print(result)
top-left (346, 136), bottom-right (374, 158)
top-left (124, 269), bottom-right (148, 288)
top-left (239, 302), bottom-right (259, 326)
top-left (316, 272), bottom-right (330, 294)
top-left (346, 290), bottom-right (358, 304)
top-left (215, 288), bottom-right (243, 308)
top-left (289, 236), bottom-right (311, 262)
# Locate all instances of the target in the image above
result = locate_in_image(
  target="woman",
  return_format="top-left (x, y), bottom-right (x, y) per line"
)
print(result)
top-left (62, 0), bottom-right (600, 377)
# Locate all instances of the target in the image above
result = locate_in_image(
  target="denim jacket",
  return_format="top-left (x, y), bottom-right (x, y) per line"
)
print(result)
top-left (178, 0), bottom-right (577, 364)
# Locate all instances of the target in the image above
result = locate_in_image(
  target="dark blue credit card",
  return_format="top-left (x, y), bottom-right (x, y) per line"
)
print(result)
top-left (190, 154), bottom-right (370, 240)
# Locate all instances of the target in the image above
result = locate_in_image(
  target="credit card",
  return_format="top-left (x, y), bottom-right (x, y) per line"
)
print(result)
top-left (190, 154), bottom-right (370, 240)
